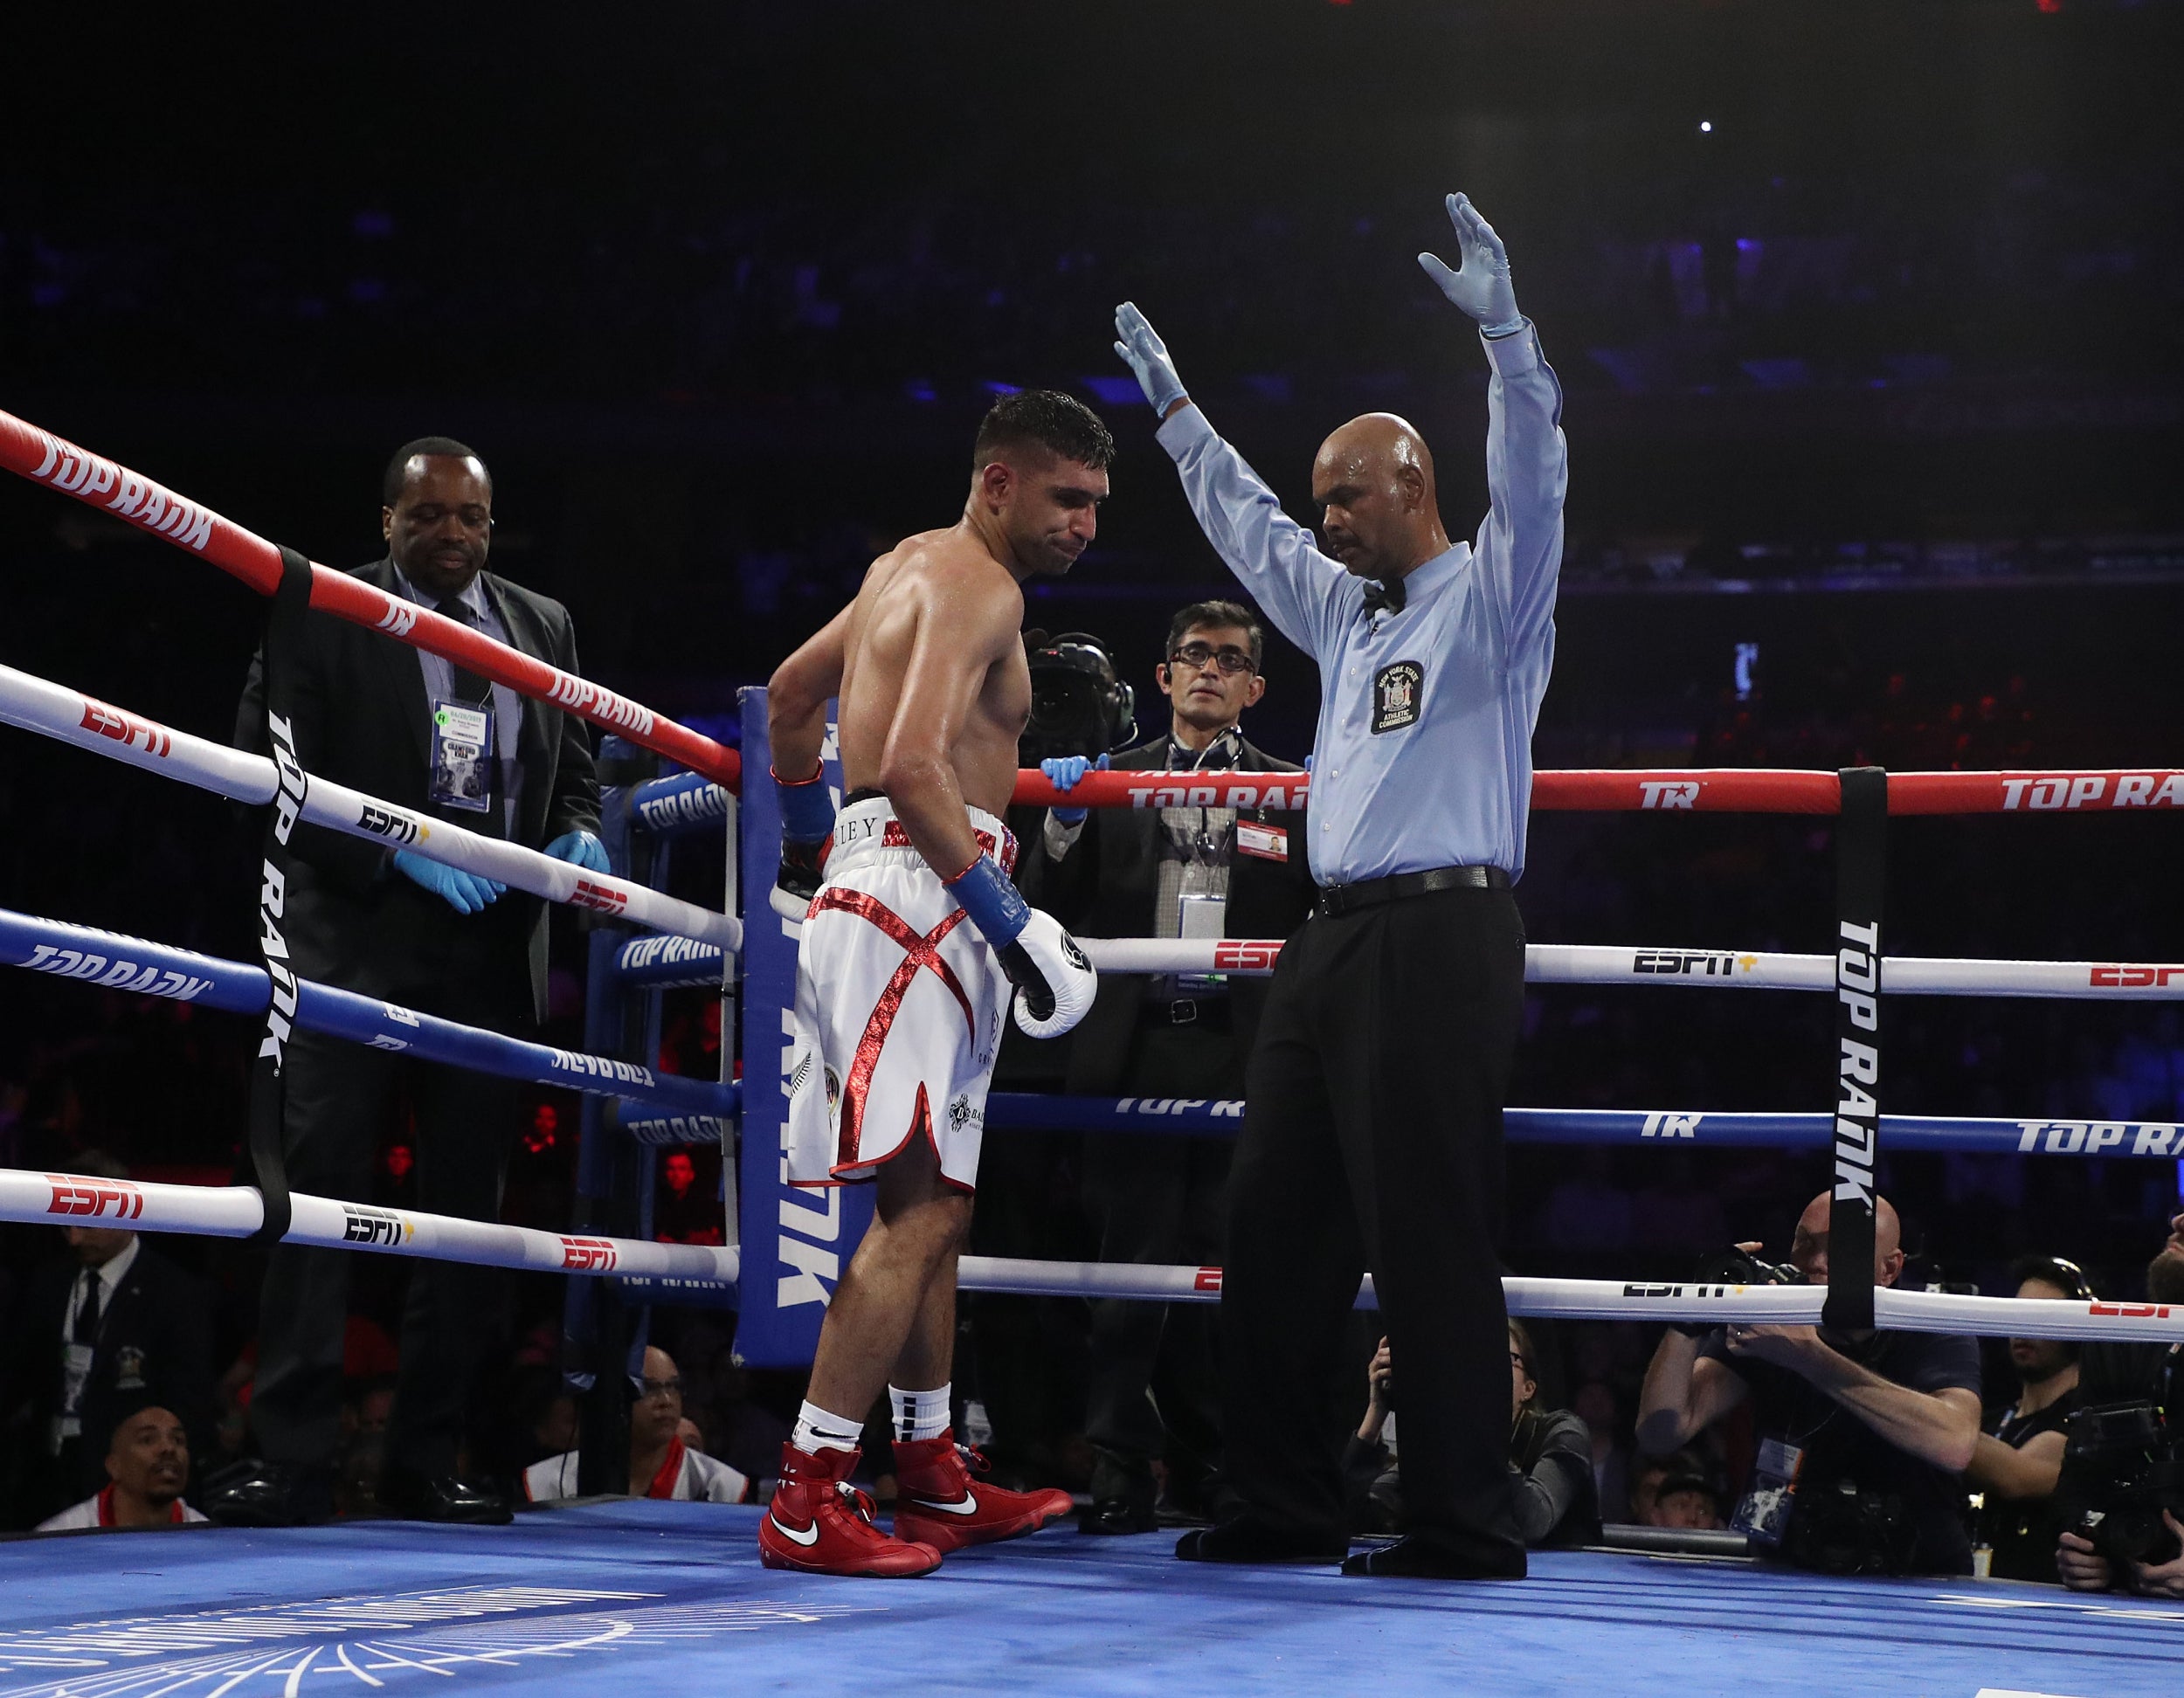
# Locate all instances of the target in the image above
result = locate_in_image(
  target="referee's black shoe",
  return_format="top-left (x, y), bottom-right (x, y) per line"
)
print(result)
top-left (1340, 1535), bottom-right (1527, 1580)
top-left (1175, 1519), bottom-right (1346, 1564)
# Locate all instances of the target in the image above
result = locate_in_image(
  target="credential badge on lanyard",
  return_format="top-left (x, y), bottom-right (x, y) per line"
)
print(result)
top-left (429, 698), bottom-right (494, 813)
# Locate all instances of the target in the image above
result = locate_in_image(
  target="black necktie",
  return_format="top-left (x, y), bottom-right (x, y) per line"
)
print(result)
top-left (1362, 575), bottom-right (1406, 618)
top-left (436, 596), bottom-right (495, 708)
top-left (73, 1274), bottom-right (102, 1344)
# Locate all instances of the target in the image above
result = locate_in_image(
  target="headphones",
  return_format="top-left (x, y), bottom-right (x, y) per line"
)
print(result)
top-left (2013, 1254), bottom-right (2096, 1302)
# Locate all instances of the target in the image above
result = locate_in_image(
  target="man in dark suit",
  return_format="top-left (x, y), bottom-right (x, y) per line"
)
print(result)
top-left (1020, 600), bottom-right (1316, 1532)
top-left (1, 1151), bottom-right (214, 1527)
top-left (220, 438), bottom-right (606, 1525)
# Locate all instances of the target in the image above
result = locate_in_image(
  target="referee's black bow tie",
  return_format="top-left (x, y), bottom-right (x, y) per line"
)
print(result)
top-left (1361, 575), bottom-right (1406, 618)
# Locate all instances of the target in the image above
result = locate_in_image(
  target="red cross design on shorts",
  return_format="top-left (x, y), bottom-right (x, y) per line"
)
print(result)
top-left (813, 887), bottom-right (977, 1170)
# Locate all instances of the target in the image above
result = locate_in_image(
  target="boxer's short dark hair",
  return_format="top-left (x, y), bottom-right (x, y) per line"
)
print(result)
top-left (974, 390), bottom-right (1115, 473)
top-left (1165, 600), bottom-right (1264, 672)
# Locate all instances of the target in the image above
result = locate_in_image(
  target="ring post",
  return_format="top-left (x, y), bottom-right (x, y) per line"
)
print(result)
top-left (1826, 767), bottom-right (1887, 1333)
top-left (734, 687), bottom-right (872, 1368)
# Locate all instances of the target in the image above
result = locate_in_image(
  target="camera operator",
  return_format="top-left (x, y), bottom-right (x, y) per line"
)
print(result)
top-left (2055, 1207), bottom-right (2184, 1598)
top-left (1636, 1191), bottom-right (1981, 1576)
top-left (1345, 1322), bottom-right (1596, 1547)
top-left (1966, 1256), bottom-right (2089, 1582)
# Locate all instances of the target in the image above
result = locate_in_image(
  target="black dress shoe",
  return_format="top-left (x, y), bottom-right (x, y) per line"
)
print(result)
top-left (380, 1471), bottom-right (513, 1525)
top-left (201, 1460), bottom-right (335, 1528)
top-left (1079, 1495), bottom-right (1158, 1536)
top-left (1175, 1521), bottom-right (1346, 1564)
top-left (1340, 1536), bottom-right (1527, 1580)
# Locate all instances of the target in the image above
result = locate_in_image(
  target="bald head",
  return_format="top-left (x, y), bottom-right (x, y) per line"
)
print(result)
top-left (1310, 412), bottom-right (1450, 583)
top-left (1792, 1191), bottom-right (1904, 1287)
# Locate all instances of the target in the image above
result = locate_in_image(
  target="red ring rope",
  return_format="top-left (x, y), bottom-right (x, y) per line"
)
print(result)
top-left (0, 408), bottom-right (742, 792)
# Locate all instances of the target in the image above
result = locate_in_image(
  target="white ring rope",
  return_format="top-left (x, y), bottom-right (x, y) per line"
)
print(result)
top-left (0, 661), bottom-right (739, 952)
top-left (1078, 936), bottom-right (2184, 1000)
top-left (5, 1166), bottom-right (736, 1287)
top-left (14, 1167), bottom-right (2170, 1340)
top-left (953, 1257), bottom-right (2184, 1341)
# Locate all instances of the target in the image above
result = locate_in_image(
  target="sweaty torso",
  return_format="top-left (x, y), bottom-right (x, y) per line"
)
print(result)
top-left (836, 528), bottom-right (1031, 819)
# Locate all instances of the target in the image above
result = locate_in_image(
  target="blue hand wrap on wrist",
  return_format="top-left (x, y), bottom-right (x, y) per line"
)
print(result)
top-left (945, 852), bottom-right (1029, 948)
top-left (773, 767), bottom-right (835, 843)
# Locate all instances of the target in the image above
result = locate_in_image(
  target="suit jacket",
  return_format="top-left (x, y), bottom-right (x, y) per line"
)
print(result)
top-left (2, 1241), bottom-right (215, 1501)
top-left (1019, 732), bottom-right (1317, 1095)
top-left (234, 558), bottom-right (601, 1025)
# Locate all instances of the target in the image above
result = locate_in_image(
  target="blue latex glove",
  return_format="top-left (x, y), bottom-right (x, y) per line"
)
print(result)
top-left (392, 848), bottom-right (506, 915)
top-left (545, 830), bottom-right (612, 875)
top-left (1417, 192), bottom-right (1524, 337)
top-left (1044, 752), bottom-right (1109, 825)
top-left (1112, 303), bottom-right (1189, 417)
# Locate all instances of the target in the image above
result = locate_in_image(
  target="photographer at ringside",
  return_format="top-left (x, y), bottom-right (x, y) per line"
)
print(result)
top-left (1965, 1256), bottom-right (2090, 1583)
top-left (1636, 1191), bottom-right (1981, 1576)
top-left (1344, 1322), bottom-right (1596, 1548)
top-left (2054, 1208), bottom-right (2184, 1599)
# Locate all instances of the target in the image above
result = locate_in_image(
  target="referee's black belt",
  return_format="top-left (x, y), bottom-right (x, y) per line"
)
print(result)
top-left (1316, 864), bottom-right (1510, 919)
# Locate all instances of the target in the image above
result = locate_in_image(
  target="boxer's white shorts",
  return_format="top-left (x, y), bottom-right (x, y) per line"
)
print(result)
top-left (784, 797), bottom-right (1016, 1192)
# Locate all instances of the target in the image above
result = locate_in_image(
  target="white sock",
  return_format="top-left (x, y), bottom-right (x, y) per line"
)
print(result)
top-left (791, 1400), bottom-right (863, 1455)
top-left (889, 1383), bottom-right (951, 1444)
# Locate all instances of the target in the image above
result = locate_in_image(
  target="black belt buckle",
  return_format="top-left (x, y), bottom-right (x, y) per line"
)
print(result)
top-left (1169, 998), bottom-right (1198, 1025)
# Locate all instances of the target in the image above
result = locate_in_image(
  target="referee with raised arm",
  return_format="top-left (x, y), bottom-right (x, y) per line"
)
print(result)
top-left (1112, 192), bottom-right (1566, 1580)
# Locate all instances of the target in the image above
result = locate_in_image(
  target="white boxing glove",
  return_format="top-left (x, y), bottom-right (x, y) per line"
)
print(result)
top-left (997, 908), bottom-right (1099, 1039)
top-left (943, 848), bottom-right (1099, 1039)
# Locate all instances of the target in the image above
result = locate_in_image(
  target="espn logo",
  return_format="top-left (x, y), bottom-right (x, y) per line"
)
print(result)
top-left (79, 699), bottom-right (172, 760)
top-left (561, 1237), bottom-right (619, 1273)
top-left (2089, 965), bottom-right (2184, 988)
top-left (1212, 940), bottom-right (1283, 971)
top-left (342, 1207), bottom-right (410, 1246)
top-left (47, 1175), bottom-right (145, 1220)
top-left (569, 878), bottom-right (630, 916)
top-left (356, 804), bottom-right (421, 844)
top-left (1193, 1267), bottom-right (1223, 1294)
top-left (2091, 1302), bottom-right (2174, 1321)
top-left (1632, 951), bottom-right (1746, 977)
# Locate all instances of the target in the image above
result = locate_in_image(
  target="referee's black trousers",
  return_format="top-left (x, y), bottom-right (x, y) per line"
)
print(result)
top-left (1219, 884), bottom-right (1526, 1564)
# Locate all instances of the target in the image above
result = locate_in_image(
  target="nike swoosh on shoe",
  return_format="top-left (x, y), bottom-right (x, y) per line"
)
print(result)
top-left (904, 1492), bottom-right (981, 1516)
top-left (770, 1515), bottom-right (821, 1546)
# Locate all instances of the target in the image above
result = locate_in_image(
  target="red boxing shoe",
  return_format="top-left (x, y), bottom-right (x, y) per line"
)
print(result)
top-left (892, 1430), bottom-right (1075, 1555)
top-left (758, 1443), bottom-right (942, 1577)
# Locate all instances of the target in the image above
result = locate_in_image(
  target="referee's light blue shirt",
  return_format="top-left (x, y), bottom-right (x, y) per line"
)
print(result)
top-left (1154, 321), bottom-right (1566, 886)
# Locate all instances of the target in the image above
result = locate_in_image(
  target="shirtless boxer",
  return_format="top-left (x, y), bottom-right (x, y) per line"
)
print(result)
top-left (757, 390), bottom-right (1110, 1577)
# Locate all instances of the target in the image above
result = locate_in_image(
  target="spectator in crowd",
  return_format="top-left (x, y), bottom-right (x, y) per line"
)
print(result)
top-left (654, 1149), bottom-right (721, 1245)
top-left (1571, 1379), bottom-right (1632, 1522)
top-left (1626, 1450), bottom-right (1724, 1529)
top-left (224, 438), bottom-right (607, 1529)
top-left (1636, 1193), bottom-right (1982, 1575)
top-left (1646, 1461), bottom-right (1725, 1531)
top-left (1024, 600), bottom-right (1316, 1534)
top-left (2056, 1210), bottom-right (2184, 1599)
top-left (1967, 1256), bottom-right (2090, 1583)
top-left (1, 1151), bottom-right (213, 1526)
top-left (36, 1405), bottom-right (208, 1531)
top-left (523, 1348), bottom-right (750, 1505)
top-left (1344, 1323), bottom-right (1597, 1548)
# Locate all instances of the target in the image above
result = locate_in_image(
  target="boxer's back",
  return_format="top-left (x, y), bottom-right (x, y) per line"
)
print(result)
top-left (835, 528), bottom-right (1031, 820)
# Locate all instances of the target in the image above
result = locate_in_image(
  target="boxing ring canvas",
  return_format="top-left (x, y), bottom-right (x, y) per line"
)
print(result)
top-left (0, 1502), bottom-right (2175, 1697)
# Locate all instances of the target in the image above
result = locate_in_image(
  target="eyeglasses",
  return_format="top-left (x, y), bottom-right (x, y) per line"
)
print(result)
top-left (639, 1377), bottom-right (685, 1400)
top-left (1167, 642), bottom-right (1255, 677)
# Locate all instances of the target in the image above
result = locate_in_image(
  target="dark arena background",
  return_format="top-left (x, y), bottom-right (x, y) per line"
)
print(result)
top-left (0, 3), bottom-right (2181, 1694)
